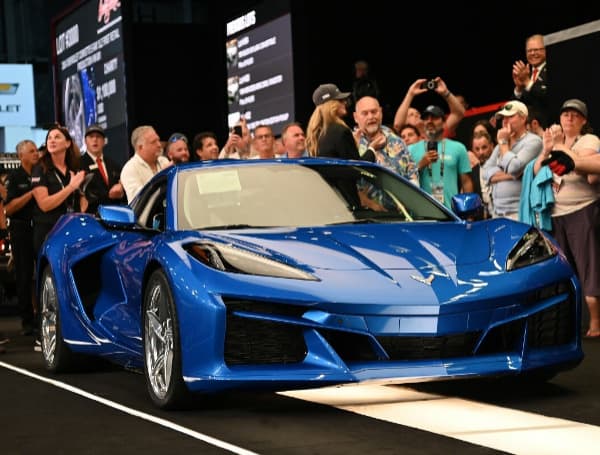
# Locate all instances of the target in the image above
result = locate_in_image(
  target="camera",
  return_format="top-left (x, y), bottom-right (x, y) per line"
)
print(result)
top-left (421, 79), bottom-right (438, 91)
top-left (232, 125), bottom-right (243, 136)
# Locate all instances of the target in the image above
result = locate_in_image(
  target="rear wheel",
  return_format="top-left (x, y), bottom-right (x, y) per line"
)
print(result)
top-left (40, 265), bottom-right (78, 372)
top-left (143, 269), bottom-right (191, 409)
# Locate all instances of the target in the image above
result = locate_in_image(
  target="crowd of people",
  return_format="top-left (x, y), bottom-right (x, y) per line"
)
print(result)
top-left (1, 32), bottom-right (599, 355)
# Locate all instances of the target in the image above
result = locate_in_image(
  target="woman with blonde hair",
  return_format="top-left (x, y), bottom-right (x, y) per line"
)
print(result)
top-left (306, 83), bottom-right (360, 159)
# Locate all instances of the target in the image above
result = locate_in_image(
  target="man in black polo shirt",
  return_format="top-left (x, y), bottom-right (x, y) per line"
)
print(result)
top-left (5, 139), bottom-right (40, 336)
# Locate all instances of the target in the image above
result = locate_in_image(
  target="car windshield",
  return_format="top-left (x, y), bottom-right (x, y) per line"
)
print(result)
top-left (176, 162), bottom-right (453, 230)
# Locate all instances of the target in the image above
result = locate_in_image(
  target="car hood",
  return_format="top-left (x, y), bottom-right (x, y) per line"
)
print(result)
top-left (203, 222), bottom-right (490, 273)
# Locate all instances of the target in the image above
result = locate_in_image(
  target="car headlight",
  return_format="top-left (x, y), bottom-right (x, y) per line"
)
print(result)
top-left (186, 242), bottom-right (319, 281)
top-left (506, 227), bottom-right (557, 271)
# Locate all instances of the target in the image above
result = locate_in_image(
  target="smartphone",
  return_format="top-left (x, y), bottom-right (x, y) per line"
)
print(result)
top-left (427, 140), bottom-right (438, 151)
top-left (232, 125), bottom-right (243, 136)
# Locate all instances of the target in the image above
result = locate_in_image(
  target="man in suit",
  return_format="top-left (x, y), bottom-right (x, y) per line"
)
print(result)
top-left (512, 34), bottom-right (549, 128)
top-left (81, 124), bottom-right (126, 213)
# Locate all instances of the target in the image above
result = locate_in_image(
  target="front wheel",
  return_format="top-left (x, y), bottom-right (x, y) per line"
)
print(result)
top-left (40, 265), bottom-right (78, 372)
top-left (143, 269), bottom-right (190, 409)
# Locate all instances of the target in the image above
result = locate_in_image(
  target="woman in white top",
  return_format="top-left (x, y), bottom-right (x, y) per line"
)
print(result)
top-left (534, 99), bottom-right (600, 338)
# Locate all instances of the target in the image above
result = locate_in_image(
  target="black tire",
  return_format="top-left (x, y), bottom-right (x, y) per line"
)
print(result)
top-left (143, 269), bottom-right (191, 409)
top-left (40, 265), bottom-right (78, 372)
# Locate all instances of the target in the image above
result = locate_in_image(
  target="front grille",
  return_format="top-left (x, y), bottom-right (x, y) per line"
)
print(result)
top-left (376, 332), bottom-right (481, 360)
top-left (477, 319), bottom-right (525, 355)
top-left (478, 282), bottom-right (576, 354)
top-left (224, 298), bottom-right (307, 318)
top-left (527, 298), bottom-right (574, 347)
top-left (321, 329), bottom-right (379, 361)
top-left (221, 281), bottom-right (576, 366)
top-left (224, 314), bottom-right (307, 365)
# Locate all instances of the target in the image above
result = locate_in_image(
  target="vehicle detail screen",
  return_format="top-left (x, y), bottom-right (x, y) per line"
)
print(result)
top-left (226, 9), bottom-right (294, 136)
top-left (52, 0), bottom-right (129, 166)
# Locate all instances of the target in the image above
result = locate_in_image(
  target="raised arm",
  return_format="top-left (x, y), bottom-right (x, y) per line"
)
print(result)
top-left (393, 79), bottom-right (427, 132)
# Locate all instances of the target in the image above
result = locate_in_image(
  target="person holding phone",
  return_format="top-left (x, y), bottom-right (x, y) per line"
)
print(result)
top-left (220, 116), bottom-right (251, 159)
top-left (408, 105), bottom-right (473, 209)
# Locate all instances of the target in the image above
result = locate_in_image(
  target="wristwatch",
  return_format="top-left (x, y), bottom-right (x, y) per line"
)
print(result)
top-left (499, 139), bottom-right (509, 145)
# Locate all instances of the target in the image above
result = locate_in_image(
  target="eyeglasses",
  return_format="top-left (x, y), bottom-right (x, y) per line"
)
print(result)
top-left (526, 47), bottom-right (545, 54)
top-left (255, 134), bottom-right (273, 140)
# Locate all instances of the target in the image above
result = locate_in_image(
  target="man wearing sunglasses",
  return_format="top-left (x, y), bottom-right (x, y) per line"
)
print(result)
top-left (482, 101), bottom-right (541, 220)
top-left (165, 132), bottom-right (190, 165)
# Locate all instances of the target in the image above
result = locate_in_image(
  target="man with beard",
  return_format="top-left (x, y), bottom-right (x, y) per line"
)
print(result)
top-left (353, 96), bottom-right (418, 185)
top-left (408, 105), bottom-right (473, 209)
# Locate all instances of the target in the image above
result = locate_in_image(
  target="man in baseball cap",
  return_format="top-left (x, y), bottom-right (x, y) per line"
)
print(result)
top-left (421, 105), bottom-right (446, 119)
top-left (312, 83), bottom-right (351, 106)
top-left (81, 123), bottom-right (126, 213)
top-left (483, 99), bottom-right (541, 221)
top-left (496, 100), bottom-right (529, 118)
top-left (85, 124), bottom-right (106, 137)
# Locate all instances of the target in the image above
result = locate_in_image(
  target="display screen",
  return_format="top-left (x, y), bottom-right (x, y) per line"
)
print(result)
top-left (52, 0), bottom-right (129, 166)
top-left (226, 8), bottom-right (294, 136)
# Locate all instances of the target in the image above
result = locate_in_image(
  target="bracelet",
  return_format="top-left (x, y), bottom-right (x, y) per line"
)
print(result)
top-left (443, 91), bottom-right (451, 98)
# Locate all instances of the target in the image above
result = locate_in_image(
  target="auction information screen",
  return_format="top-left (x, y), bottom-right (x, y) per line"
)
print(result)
top-left (52, 0), bottom-right (129, 165)
top-left (225, 7), bottom-right (295, 136)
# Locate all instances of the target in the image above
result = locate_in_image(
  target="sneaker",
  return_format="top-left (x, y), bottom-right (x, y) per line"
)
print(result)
top-left (34, 338), bottom-right (41, 352)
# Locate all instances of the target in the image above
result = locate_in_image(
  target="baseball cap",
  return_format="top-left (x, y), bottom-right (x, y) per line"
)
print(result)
top-left (421, 105), bottom-right (445, 118)
top-left (496, 101), bottom-right (528, 118)
top-left (85, 124), bottom-right (106, 137)
top-left (312, 83), bottom-right (351, 106)
top-left (560, 99), bottom-right (588, 118)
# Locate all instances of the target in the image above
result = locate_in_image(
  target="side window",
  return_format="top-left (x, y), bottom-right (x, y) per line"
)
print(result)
top-left (136, 181), bottom-right (168, 230)
top-left (148, 188), bottom-right (167, 230)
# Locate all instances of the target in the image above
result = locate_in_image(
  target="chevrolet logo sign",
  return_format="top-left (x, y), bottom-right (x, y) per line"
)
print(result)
top-left (0, 83), bottom-right (19, 95)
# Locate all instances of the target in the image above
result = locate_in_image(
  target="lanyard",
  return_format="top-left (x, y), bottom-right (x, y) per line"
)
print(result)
top-left (53, 169), bottom-right (75, 211)
top-left (426, 139), bottom-right (445, 178)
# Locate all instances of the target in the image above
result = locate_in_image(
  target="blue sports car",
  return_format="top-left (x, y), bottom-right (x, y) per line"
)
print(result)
top-left (37, 159), bottom-right (583, 409)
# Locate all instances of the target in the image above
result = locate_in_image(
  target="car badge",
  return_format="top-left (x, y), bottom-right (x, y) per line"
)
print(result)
top-left (410, 274), bottom-right (435, 285)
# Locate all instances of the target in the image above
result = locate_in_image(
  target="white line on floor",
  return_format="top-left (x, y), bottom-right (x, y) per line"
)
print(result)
top-left (0, 361), bottom-right (259, 455)
top-left (279, 384), bottom-right (600, 455)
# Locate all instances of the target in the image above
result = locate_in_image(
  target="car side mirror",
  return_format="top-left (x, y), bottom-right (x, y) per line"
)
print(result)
top-left (451, 193), bottom-right (483, 220)
top-left (98, 205), bottom-right (136, 227)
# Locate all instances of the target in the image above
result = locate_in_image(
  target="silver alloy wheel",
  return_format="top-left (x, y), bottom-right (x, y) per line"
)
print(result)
top-left (145, 283), bottom-right (174, 400)
top-left (40, 271), bottom-right (58, 365)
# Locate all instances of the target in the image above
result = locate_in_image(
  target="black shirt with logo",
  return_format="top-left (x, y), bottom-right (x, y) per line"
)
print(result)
top-left (5, 166), bottom-right (35, 222)
top-left (31, 162), bottom-right (81, 225)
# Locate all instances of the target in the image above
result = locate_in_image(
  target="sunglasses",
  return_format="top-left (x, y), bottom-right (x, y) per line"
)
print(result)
top-left (168, 133), bottom-right (188, 143)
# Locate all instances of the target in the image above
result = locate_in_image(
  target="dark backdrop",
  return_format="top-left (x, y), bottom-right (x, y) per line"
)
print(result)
top-left (41, 1), bottom-right (600, 152)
